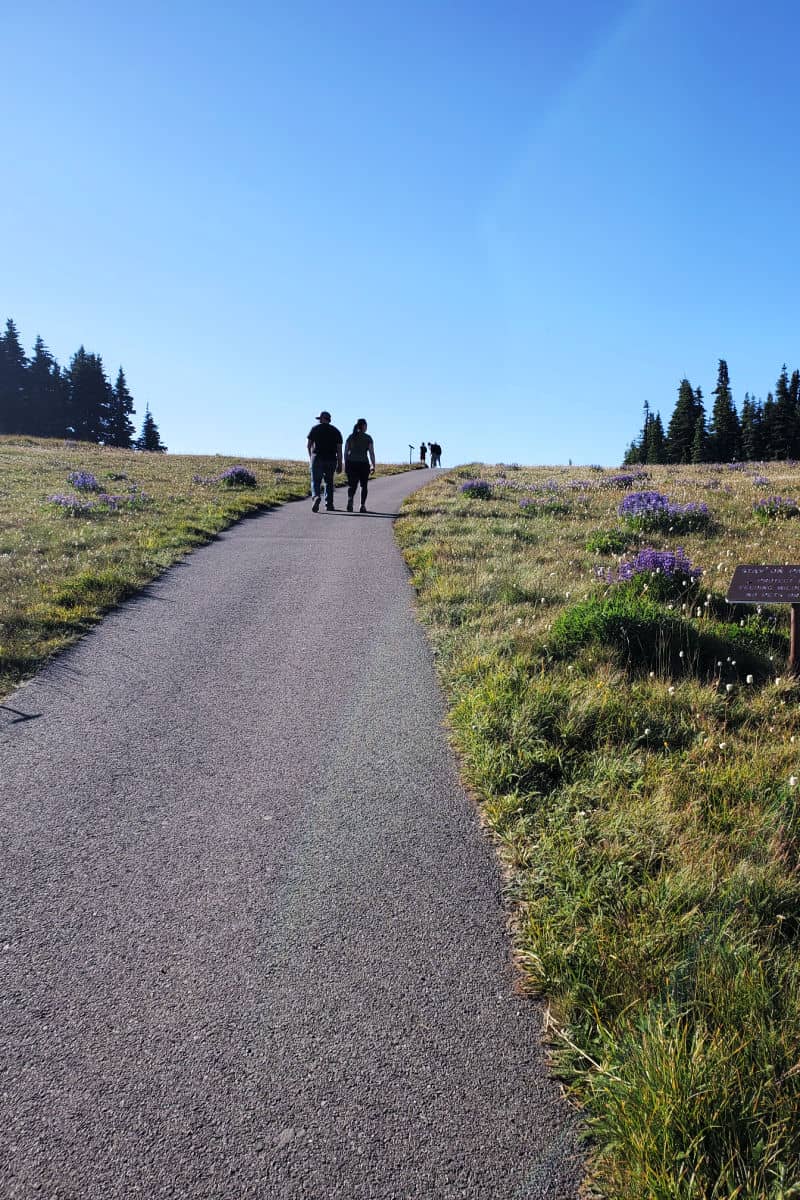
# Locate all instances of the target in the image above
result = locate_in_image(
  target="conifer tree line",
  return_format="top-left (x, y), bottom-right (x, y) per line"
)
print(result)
top-left (0, 317), bottom-right (166, 451)
top-left (623, 359), bottom-right (800, 464)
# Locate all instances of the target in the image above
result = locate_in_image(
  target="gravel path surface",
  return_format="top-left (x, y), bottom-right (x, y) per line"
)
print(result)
top-left (0, 470), bottom-right (584, 1199)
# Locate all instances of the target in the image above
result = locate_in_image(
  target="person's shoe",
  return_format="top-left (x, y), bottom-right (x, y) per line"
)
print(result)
top-left (311, 496), bottom-right (321, 512)
top-left (359, 504), bottom-right (367, 513)
top-left (326, 505), bottom-right (335, 511)
top-left (346, 499), bottom-right (353, 512)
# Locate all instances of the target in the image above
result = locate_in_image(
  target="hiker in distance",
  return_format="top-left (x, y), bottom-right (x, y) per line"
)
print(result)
top-left (307, 410), bottom-right (343, 512)
top-left (419, 441), bottom-right (428, 465)
top-left (344, 418), bottom-right (376, 512)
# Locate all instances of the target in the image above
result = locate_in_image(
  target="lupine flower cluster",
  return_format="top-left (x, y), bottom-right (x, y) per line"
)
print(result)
top-left (520, 496), bottom-right (572, 515)
top-left (751, 475), bottom-right (770, 487)
top-left (68, 470), bottom-right (101, 491)
top-left (48, 485), bottom-right (149, 516)
top-left (193, 466), bottom-right (257, 488)
top-left (47, 493), bottom-right (98, 515)
top-left (220, 465), bottom-right (257, 487)
top-left (619, 491), bottom-right (710, 530)
top-left (618, 491), bottom-right (671, 517)
top-left (460, 479), bottom-right (493, 499)
top-left (492, 477), bottom-right (528, 492)
top-left (600, 471), bottom-right (649, 490)
top-left (598, 547), bottom-right (702, 585)
top-left (753, 496), bottom-right (800, 519)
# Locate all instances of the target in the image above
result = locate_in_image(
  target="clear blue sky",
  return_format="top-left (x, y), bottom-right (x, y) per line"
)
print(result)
top-left (4, 0), bottom-right (800, 466)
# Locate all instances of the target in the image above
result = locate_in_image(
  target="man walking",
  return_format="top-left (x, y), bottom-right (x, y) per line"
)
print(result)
top-left (307, 411), bottom-right (343, 512)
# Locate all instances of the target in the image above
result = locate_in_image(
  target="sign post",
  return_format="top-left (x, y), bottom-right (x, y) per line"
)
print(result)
top-left (409, 444), bottom-right (414, 465)
top-left (727, 565), bottom-right (800, 675)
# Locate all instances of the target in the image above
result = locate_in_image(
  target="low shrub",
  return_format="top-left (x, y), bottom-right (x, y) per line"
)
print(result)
top-left (619, 490), bottom-right (711, 533)
top-left (586, 529), bottom-right (629, 555)
top-left (754, 496), bottom-right (800, 520)
top-left (520, 496), bottom-right (572, 516)
top-left (67, 470), bottom-right (101, 491)
top-left (220, 465), bottom-right (257, 488)
top-left (460, 479), bottom-right (493, 499)
top-left (598, 547), bottom-right (702, 602)
top-left (549, 590), bottom-right (775, 681)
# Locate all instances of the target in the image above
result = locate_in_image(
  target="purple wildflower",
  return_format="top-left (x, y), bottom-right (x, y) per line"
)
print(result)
top-left (460, 479), bottom-right (492, 498)
top-left (616, 547), bottom-right (702, 583)
top-left (68, 470), bottom-right (101, 491)
top-left (220, 465), bottom-right (257, 487)
top-left (754, 496), bottom-right (800, 518)
top-left (48, 493), bottom-right (97, 514)
top-left (619, 491), bottom-right (671, 517)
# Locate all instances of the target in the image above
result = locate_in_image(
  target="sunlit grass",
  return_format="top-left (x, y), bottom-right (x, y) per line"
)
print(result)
top-left (397, 461), bottom-right (800, 1199)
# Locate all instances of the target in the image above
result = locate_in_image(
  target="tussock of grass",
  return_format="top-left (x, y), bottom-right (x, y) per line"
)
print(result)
top-left (398, 462), bottom-right (800, 1198)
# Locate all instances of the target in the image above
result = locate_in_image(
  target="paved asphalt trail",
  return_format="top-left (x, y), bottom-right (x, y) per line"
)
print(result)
top-left (1, 470), bottom-right (583, 1199)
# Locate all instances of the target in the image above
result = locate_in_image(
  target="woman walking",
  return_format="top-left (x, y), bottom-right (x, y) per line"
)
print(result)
top-left (344, 418), bottom-right (376, 512)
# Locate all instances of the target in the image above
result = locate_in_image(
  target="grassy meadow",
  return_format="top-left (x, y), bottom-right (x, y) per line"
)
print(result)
top-left (396, 463), bottom-right (800, 1200)
top-left (6, 437), bottom-right (800, 1196)
top-left (0, 435), bottom-right (412, 700)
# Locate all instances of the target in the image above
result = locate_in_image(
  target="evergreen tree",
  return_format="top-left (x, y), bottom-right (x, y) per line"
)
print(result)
top-left (622, 399), bottom-right (648, 464)
top-left (27, 336), bottom-right (70, 437)
top-left (740, 393), bottom-right (763, 461)
top-left (105, 366), bottom-right (136, 448)
top-left (708, 359), bottom-right (741, 461)
top-left (690, 414), bottom-right (707, 462)
top-left (136, 404), bottom-right (167, 452)
top-left (791, 371), bottom-right (800, 459)
top-left (666, 378), bottom-right (698, 463)
top-left (761, 393), bottom-right (777, 458)
top-left (66, 347), bottom-right (111, 442)
top-left (645, 410), bottom-right (666, 463)
top-left (772, 364), bottom-right (797, 459)
top-left (0, 318), bottom-right (29, 434)
top-left (622, 439), bottom-right (642, 465)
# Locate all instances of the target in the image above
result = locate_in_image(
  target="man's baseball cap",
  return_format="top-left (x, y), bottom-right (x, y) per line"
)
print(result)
top-left (316, 410), bottom-right (331, 420)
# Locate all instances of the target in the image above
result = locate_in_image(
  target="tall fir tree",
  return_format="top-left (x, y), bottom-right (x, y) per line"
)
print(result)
top-left (27, 336), bottom-right (69, 437)
top-left (136, 404), bottom-right (167, 452)
top-left (66, 347), bottom-right (112, 442)
top-left (0, 318), bottom-right (29, 434)
top-left (666, 378), bottom-right (699, 463)
top-left (624, 399), bottom-right (651, 464)
top-left (690, 414), bottom-right (707, 462)
top-left (740, 393), bottom-right (763, 461)
top-left (645, 410), bottom-right (666, 463)
top-left (771, 364), bottom-right (797, 459)
top-left (105, 366), bottom-right (136, 448)
top-left (761, 392), bottom-right (777, 458)
top-left (708, 359), bottom-right (741, 461)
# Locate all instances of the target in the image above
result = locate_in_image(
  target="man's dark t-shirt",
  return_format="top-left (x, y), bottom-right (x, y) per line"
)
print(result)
top-left (308, 423), bottom-right (343, 459)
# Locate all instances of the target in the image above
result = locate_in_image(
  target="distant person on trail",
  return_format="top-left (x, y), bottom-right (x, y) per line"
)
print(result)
top-left (344, 418), bottom-right (376, 513)
top-left (307, 411), bottom-right (343, 512)
top-left (429, 441), bottom-right (441, 467)
top-left (419, 441), bottom-right (428, 465)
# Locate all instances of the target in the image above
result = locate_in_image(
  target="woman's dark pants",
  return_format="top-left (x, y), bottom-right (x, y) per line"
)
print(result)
top-left (346, 462), bottom-right (370, 505)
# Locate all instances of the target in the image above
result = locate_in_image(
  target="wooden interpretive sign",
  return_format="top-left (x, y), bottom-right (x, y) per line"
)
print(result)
top-left (726, 565), bottom-right (800, 673)
top-left (727, 565), bottom-right (800, 604)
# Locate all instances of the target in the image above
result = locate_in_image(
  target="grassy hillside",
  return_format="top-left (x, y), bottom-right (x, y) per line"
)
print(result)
top-left (396, 462), bottom-right (800, 1200)
top-left (0, 436), bottom-right (412, 699)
